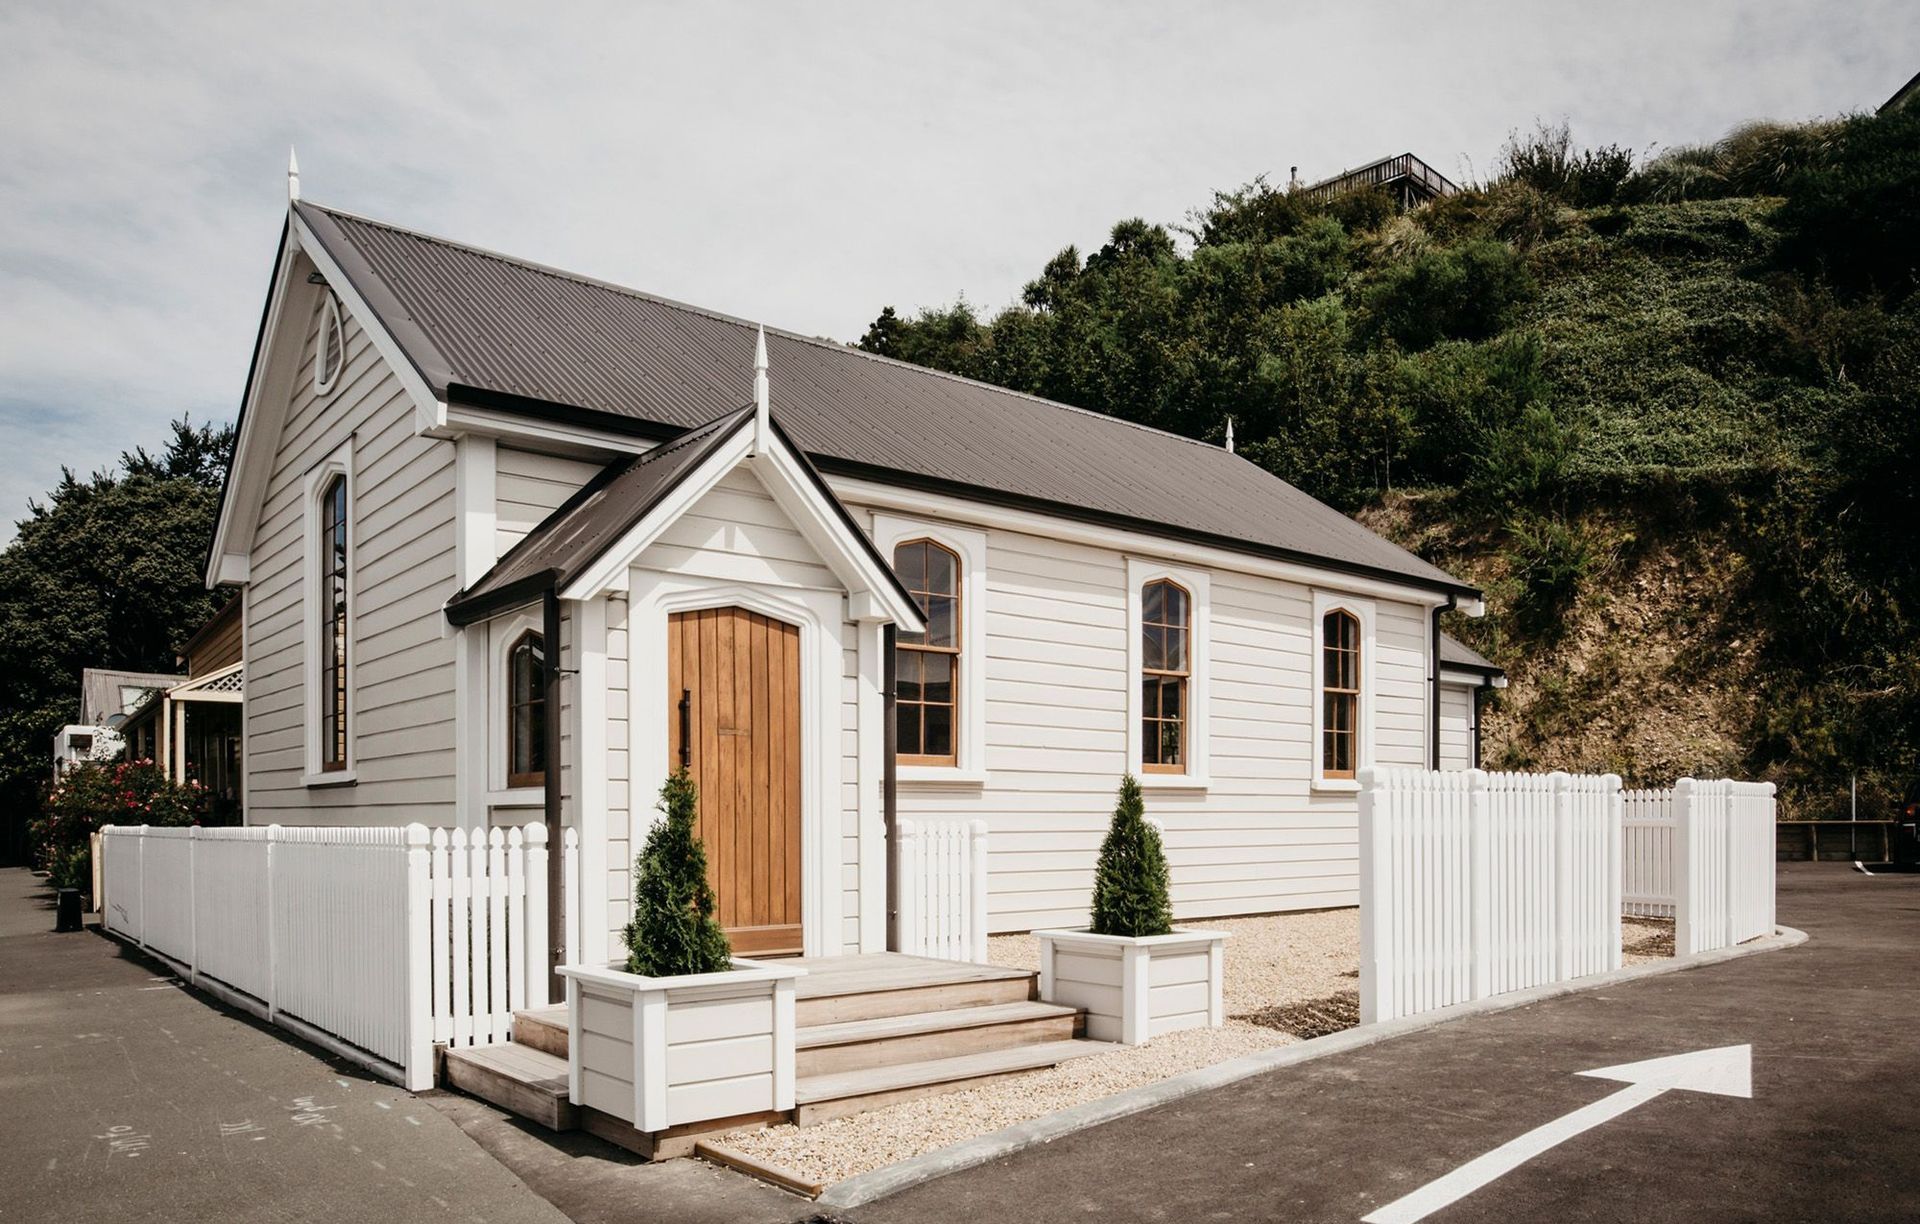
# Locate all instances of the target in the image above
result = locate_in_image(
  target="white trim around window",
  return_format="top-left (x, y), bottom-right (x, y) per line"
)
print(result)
top-left (1311, 589), bottom-right (1376, 793)
top-left (314, 294), bottom-right (345, 396)
top-left (871, 514), bottom-right (988, 786)
top-left (1126, 557), bottom-right (1210, 790)
top-left (486, 607), bottom-right (546, 801)
top-left (302, 442), bottom-right (355, 785)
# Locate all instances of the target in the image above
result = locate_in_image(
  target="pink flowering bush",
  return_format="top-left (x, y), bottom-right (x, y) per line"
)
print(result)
top-left (32, 760), bottom-right (208, 892)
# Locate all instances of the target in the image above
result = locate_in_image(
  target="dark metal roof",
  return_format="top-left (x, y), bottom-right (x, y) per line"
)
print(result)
top-left (295, 201), bottom-right (1475, 598)
top-left (1439, 633), bottom-right (1502, 677)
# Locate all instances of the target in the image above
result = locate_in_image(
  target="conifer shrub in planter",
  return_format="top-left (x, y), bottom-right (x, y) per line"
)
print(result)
top-left (1034, 775), bottom-right (1226, 1045)
top-left (559, 772), bottom-right (804, 1145)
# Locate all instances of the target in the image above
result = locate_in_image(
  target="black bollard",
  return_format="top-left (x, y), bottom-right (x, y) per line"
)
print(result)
top-left (55, 888), bottom-right (82, 933)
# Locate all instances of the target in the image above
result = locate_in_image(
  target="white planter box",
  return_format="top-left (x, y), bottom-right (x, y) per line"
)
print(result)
top-left (1034, 928), bottom-right (1227, 1045)
top-left (558, 958), bottom-right (805, 1135)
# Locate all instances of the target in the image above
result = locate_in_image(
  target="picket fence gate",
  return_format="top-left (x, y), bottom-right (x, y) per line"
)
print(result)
top-left (1358, 767), bottom-right (1622, 1025)
top-left (1673, 778), bottom-right (1777, 954)
top-left (895, 818), bottom-right (989, 963)
top-left (99, 821), bottom-right (578, 1090)
top-left (1622, 789), bottom-right (1677, 918)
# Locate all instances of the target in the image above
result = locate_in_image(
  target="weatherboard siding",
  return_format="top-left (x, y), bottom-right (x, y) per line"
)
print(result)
top-left (1438, 683), bottom-right (1476, 770)
top-left (838, 498), bottom-right (1437, 933)
top-left (243, 293), bottom-right (458, 826)
top-left (496, 447), bottom-right (605, 555)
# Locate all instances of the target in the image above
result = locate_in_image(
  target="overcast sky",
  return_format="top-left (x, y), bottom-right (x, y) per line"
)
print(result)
top-left (0, 1), bottom-right (1907, 540)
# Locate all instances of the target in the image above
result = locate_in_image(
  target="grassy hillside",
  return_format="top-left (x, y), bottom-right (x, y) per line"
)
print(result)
top-left (859, 114), bottom-right (1920, 816)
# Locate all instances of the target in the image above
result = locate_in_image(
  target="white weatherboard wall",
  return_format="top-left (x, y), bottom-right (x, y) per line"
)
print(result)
top-left (839, 500), bottom-right (1441, 933)
top-left (1358, 768), bottom-right (1623, 1025)
top-left (496, 447), bottom-right (606, 556)
top-left (1437, 685), bottom-right (1476, 770)
top-left (244, 289), bottom-right (458, 826)
top-left (99, 821), bottom-right (567, 1091)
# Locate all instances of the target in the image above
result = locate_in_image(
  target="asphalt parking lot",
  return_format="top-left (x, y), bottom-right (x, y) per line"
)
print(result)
top-left (852, 863), bottom-right (1919, 1223)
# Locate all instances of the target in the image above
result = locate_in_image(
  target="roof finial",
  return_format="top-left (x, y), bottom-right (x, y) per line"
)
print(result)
top-left (1224, 416), bottom-right (1235, 453)
top-left (287, 147), bottom-right (301, 203)
top-left (753, 324), bottom-right (771, 454)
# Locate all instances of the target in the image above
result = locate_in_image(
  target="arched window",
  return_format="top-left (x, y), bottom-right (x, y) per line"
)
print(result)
top-left (315, 295), bottom-right (345, 395)
top-left (1141, 579), bottom-right (1190, 773)
top-left (319, 473), bottom-right (350, 771)
top-left (507, 631), bottom-right (545, 788)
top-left (1322, 610), bottom-right (1360, 779)
top-left (894, 539), bottom-right (960, 765)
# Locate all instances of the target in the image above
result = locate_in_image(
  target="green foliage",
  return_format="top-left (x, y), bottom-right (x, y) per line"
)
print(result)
top-left (622, 771), bottom-right (733, 977)
top-left (1360, 239), bottom-right (1534, 351)
top-left (859, 106), bottom-right (1920, 801)
top-left (1497, 121), bottom-right (1638, 207)
top-left (1089, 775), bottom-right (1173, 938)
top-left (1503, 514), bottom-right (1602, 639)
top-left (30, 760), bottom-right (208, 891)
top-left (0, 416), bottom-right (231, 860)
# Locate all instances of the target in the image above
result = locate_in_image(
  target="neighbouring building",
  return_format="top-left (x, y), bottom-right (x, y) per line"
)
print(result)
top-left (120, 596), bottom-right (246, 820)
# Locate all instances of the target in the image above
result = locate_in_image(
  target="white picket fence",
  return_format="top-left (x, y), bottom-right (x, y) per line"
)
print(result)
top-left (1622, 788), bottom-right (1677, 917)
top-left (1358, 768), bottom-right (1622, 1024)
top-left (99, 821), bottom-right (577, 1090)
top-left (1673, 778), bottom-right (1777, 955)
top-left (895, 818), bottom-right (989, 962)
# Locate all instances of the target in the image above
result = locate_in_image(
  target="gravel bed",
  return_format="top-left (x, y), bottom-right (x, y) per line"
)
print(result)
top-left (1623, 915), bottom-right (1676, 964)
top-left (716, 908), bottom-right (1357, 1185)
top-left (715, 909), bottom-right (1679, 1186)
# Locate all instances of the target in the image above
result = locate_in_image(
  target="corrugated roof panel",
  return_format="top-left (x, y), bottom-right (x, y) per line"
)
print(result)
top-left (298, 202), bottom-right (1472, 595)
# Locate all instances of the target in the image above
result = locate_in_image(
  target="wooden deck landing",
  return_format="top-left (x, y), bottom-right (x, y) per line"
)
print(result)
top-left (786, 952), bottom-right (1029, 998)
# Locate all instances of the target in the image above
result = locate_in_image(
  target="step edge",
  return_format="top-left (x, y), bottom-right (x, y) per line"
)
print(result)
top-left (794, 1039), bottom-right (1109, 1103)
top-left (796, 1001), bottom-right (1078, 1048)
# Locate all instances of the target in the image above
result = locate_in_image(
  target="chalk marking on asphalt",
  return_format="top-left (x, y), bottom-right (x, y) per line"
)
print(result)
top-left (1362, 1045), bottom-right (1752, 1224)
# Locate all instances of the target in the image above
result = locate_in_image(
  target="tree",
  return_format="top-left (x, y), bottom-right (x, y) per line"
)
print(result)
top-left (622, 771), bottom-right (733, 977)
top-left (1089, 775), bottom-right (1174, 938)
top-left (0, 416), bottom-right (233, 863)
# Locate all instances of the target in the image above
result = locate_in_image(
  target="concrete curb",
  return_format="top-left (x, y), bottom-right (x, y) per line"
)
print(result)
top-left (817, 925), bottom-right (1808, 1209)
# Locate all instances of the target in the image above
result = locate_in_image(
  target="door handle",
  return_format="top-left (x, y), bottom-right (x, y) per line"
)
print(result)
top-left (678, 688), bottom-right (692, 770)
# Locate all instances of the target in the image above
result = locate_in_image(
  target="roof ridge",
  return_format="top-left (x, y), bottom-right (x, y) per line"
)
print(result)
top-left (303, 201), bottom-right (1230, 457)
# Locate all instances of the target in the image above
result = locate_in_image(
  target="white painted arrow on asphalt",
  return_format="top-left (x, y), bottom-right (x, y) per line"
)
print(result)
top-left (1362, 1044), bottom-right (1752, 1224)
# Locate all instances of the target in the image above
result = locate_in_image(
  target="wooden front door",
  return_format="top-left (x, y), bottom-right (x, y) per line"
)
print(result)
top-left (667, 607), bottom-right (804, 956)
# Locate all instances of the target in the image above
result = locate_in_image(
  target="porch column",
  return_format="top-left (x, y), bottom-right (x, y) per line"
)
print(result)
top-left (572, 594), bottom-right (610, 967)
top-left (172, 700), bottom-right (188, 783)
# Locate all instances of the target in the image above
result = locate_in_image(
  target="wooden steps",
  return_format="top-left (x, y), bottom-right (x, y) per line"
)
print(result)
top-left (441, 1042), bottom-right (576, 1131)
top-left (446, 954), bottom-right (1117, 1144)
top-left (796, 999), bottom-right (1079, 1077)
top-left (511, 1004), bottom-right (568, 1058)
top-left (794, 1039), bottom-right (1110, 1126)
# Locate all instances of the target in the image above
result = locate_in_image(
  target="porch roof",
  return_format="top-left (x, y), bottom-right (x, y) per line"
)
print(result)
top-left (445, 402), bottom-right (923, 627)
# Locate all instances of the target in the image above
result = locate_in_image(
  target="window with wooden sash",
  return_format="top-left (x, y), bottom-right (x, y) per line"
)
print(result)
top-left (894, 538), bottom-right (960, 765)
top-left (319, 473), bottom-right (349, 772)
top-left (1140, 578), bottom-right (1191, 773)
top-left (506, 631), bottom-right (545, 788)
top-left (1322, 609), bottom-right (1360, 780)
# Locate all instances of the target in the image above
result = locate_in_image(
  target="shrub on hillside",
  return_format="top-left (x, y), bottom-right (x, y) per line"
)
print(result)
top-left (1496, 121), bottom-right (1638, 208)
top-left (1361, 238), bottom-right (1534, 350)
top-left (1505, 513), bottom-right (1602, 639)
top-left (31, 760), bottom-right (207, 892)
top-left (622, 771), bottom-right (732, 977)
top-left (1089, 775), bottom-right (1174, 938)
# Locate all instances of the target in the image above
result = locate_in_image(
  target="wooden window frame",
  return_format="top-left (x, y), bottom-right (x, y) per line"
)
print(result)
top-left (1140, 578), bottom-right (1191, 775)
top-left (894, 538), bottom-right (961, 767)
top-left (318, 472), bottom-right (350, 773)
top-left (1321, 609), bottom-right (1361, 781)
top-left (506, 629), bottom-right (546, 789)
